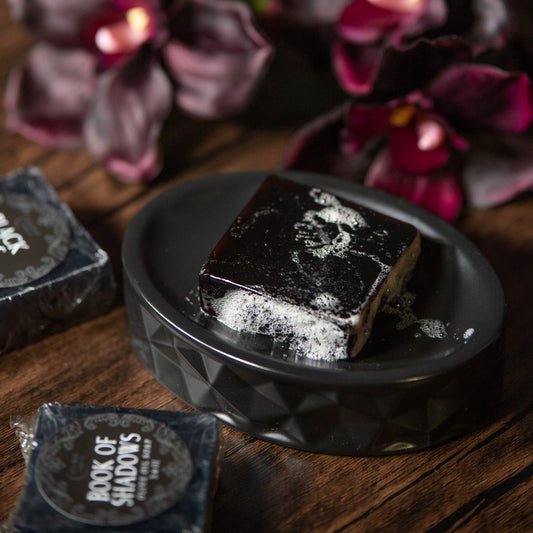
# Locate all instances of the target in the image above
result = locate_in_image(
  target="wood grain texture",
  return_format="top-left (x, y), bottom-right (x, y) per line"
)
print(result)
top-left (0, 2), bottom-right (532, 532)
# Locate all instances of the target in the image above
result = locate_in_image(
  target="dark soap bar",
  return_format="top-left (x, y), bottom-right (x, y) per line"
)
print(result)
top-left (11, 403), bottom-right (221, 532)
top-left (199, 175), bottom-right (420, 360)
top-left (0, 167), bottom-right (116, 355)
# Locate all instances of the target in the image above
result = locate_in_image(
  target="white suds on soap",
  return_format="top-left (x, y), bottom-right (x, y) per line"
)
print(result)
top-left (310, 292), bottom-right (343, 313)
top-left (291, 186), bottom-right (393, 318)
top-left (294, 188), bottom-right (367, 260)
top-left (417, 319), bottom-right (448, 339)
top-left (210, 289), bottom-right (353, 361)
top-left (383, 290), bottom-right (448, 339)
top-left (463, 327), bottom-right (475, 340)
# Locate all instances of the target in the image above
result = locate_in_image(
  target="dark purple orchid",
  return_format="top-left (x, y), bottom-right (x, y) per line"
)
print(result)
top-left (285, 63), bottom-right (533, 222)
top-left (332, 0), bottom-right (510, 97)
top-left (5, 0), bottom-right (272, 182)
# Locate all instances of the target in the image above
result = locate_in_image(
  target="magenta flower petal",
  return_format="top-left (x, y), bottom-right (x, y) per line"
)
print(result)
top-left (83, 55), bottom-right (172, 182)
top-left (389, 120), bottom-right (450, 174)
top-left (427, 64), bottom-right (533, 133)
top-left (86, 0), bottom-right (167, 69)
top-left (365, 149), bottom-right (463, 222)
top-left (7, 0), bottom-right (108, 46)
top-left (332, 40), bottom-right (383, 96)
top-left (4, 43), bottom-right (97, 147)
top-left (342, 102), bottom-right (391, 153)
top-left (162, 0), bottom-right (272, 119)
top-left (337, 0), bottom-right (421, 44)
top-left (463, 136), bottom-right (533, 208)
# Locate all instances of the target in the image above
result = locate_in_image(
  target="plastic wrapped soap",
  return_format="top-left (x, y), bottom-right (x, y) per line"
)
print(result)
top-left (199, 175), bottom-right (420, 361)
top-left (8, 403), bottom-right (221, 532)
top-left (0, 167), bottom-right (115, 354)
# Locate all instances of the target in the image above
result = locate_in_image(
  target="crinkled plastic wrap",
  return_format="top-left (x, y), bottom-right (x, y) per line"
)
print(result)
top-left (0, 167), bottom-right (116, 354)
top-left (5, 403), bottom-right (222, 533)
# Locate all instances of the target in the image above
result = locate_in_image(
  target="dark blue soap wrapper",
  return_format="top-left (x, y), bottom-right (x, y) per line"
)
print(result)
top-left (0, 167), bottom-right (116, 354)
top-left (6, 403), bottom-right (222, 533)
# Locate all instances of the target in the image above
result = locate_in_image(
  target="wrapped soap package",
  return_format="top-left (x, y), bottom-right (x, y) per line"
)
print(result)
top-left (0, 167), bottom-right (116, 354)
top-left (6, 403), bottom-right (221, 532)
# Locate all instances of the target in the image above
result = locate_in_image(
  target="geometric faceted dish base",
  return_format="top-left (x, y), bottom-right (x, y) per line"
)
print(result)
top-left (125, 282), bottom-right (503, 455)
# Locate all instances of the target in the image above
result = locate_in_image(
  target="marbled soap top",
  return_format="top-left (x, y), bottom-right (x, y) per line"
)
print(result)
top-left (201, 175), bottom-right (419, 325)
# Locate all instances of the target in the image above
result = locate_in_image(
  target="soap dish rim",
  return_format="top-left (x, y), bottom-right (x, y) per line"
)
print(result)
top-left (122, 171), bottom-right (504, 388)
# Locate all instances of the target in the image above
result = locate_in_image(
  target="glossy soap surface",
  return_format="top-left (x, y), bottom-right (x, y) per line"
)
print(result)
top-left (199, 176), bottom-right (419, 360)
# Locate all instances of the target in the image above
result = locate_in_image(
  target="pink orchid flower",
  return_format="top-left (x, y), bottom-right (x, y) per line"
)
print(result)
top-left (285, 63), bottom-right (533, 222)
top-left (333, 0), bottom-right (509, 96)
top-left (5, 0), bottom-right (272, 182)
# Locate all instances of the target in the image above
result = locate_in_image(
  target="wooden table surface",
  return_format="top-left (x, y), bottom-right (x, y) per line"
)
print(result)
top-left (0, 4), bottom-right (532, 532)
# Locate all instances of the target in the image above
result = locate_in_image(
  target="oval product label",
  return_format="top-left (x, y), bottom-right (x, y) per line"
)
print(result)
top-left (35, 412), bottom-right (194, 526)
top-left (0, 193), bottom-right (70, 288)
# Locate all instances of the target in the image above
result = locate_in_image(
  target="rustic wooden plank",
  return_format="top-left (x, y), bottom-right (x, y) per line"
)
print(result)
top-left (0, 132), bottom-right (50, 176)
top-left (0, 1), bottom-right (532, 531)
top-left (2, 125), bottom-right (532, 533)
top-left (0, 308), bottom-right (198, 517)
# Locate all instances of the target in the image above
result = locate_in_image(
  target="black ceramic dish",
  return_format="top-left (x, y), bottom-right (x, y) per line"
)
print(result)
top-left (122, 171), bottom-right (505, 455)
